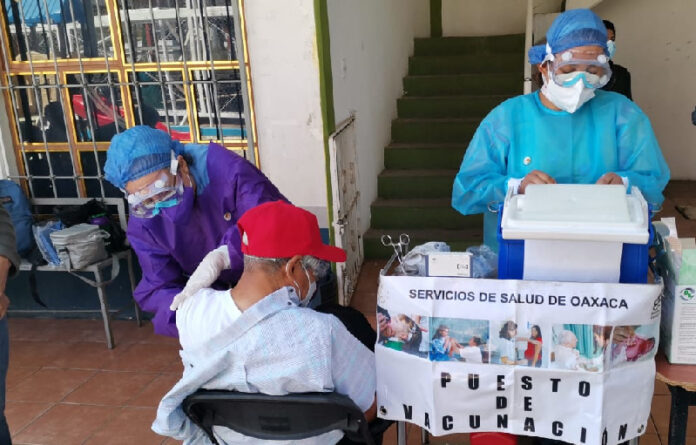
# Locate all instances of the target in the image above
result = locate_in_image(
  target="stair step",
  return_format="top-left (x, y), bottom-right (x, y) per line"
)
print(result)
top-left (397, 95), bottom-right (510, 118)
top-left (384, 143), bottom-right (466, 169)
top-left (414, 34), bottom-right (525, 56)
top-left (404, 73), bottom-right (522, 96)
top-left (364, 228), bottom-right (483, 259)
top-left (371, 198), bottom-right (481, 230)
top-left (391, 118), bottom-right (478, 144)
top-left (409, 54), bottom-right (523, 75)
top-left (378, 169), bottom-right (457, 199)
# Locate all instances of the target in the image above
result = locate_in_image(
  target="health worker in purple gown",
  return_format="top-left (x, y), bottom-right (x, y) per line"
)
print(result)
top-left (104, 126), bottom-right (286, 337)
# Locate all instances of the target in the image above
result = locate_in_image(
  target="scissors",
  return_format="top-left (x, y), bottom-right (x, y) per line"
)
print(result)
top-left (381, 233), bottom-right (410, 266)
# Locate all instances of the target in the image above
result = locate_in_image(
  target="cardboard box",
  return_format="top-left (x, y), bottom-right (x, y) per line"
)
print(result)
top-left (659, 239), bottom-right (696, 364)
top-left (426, 252), bottom-right (472, 277)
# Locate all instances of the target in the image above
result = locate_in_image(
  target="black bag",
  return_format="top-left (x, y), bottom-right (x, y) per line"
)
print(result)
top-left (55, 199), bottom-right (127, 253)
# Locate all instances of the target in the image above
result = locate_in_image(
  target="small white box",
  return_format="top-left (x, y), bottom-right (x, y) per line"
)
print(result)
top-left (426, 252), bottom-right (472, 278)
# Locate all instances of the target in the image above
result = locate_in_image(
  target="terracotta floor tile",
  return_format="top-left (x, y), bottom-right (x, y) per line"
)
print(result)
top-left (637, 433), bottom-right (662, 445)
top-left (8, 340), bottom-right (74, 368)
top-left (6, 368), bottom-right (95, 403)
top-left (687, 405), bottom-right (696, 437)
top-left (43, 341), bottom-right (125, 369)
top-left (12, 403), bottom-right (118, 445)
top-left (646, 414), bottom-right (657, 434)
top-left (162, 439), bottom-right (183, 444)
top-left (109, 320), bottom-right (163, 345)
top-left (100, 342), bottom-right (181, 372)
top-left (82, 406), bottom-right (164, 445)
top-left (7, 318), bottom-right (66, 342)
top-left (126, 373), bottom-right (181, 407)
top-left (4, 401), bottom-right (52, 436)
top-left (650, 394), bottom-right (671, 435)
top-left (5, 366), bottom-right (39, 389)
top-left (162, 358), bottom-right (184, 375)
top-left (63, 371), bottom-right (158, 406)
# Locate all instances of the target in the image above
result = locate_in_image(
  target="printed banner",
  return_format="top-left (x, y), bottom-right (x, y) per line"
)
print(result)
top-left (375, 275), bottom-right (662, 445)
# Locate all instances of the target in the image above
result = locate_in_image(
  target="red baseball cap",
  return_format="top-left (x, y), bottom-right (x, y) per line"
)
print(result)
top-left (238, 201), bottom-right (347, 262)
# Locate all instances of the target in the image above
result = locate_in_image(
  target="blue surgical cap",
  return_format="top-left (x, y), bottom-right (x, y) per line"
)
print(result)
top-left (104, 126), bottom-right (184, 189)
top-left (528, 9), bottom-right (608, 65)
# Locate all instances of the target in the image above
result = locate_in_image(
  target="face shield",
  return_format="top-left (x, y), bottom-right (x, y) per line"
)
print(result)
top-left (127, 169), bottom-right (184, 218)
top-left (548, 49), bottom-right (612, 89)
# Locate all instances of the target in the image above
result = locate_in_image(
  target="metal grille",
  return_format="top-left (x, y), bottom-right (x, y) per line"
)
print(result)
top-left (0, 0), bottom-right (256, 198)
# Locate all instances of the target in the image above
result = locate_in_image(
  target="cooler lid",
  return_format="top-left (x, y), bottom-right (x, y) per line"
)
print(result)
top-left (501, 184), bottom-right (649, 243)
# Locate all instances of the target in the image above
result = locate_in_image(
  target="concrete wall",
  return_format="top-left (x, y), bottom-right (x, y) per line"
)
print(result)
top-left (244, 0), bottom-right (329, 226)
top-left (0, 94), bottom-right (19, 179)
top-left (593, 0), bottom-right (696, 179)
top-left (327, 0), bottom-right (429, 233)
top-left (442, 0), bottom-right (527, 36)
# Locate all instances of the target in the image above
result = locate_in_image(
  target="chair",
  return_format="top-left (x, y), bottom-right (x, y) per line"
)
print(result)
top-left (183, 389), bottom-right (377, 445)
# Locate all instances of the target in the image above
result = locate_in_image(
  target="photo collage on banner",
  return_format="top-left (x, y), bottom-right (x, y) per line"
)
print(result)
top-left (377, 306), bottom-right (658, 372)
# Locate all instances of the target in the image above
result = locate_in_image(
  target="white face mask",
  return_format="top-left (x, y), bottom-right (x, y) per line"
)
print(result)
top-left (286, 262), bottom-right (316, 307)
top-left (541, 71), bottom-right (595, 113)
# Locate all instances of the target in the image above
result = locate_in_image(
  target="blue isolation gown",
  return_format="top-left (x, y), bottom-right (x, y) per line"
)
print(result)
top-left (451, 90), bottom-right (670, 249)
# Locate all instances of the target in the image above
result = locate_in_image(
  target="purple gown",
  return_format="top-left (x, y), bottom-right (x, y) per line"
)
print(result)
top-left (127, 142), bottom-right (286, 337)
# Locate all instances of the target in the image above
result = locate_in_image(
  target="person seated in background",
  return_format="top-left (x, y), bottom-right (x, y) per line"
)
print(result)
top-left (600, 20), bottom-right (632, 100)
top-left (104, 126), bottom-right (286, 337)
top-left (152, 201), bottom-right (381, 445)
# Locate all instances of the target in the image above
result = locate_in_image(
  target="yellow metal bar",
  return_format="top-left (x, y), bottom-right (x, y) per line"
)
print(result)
top-left (187, 67), bottom-right (200, 144)
top-left (239, 0), bottom-right (259, 164)
top-left (57, 72), bottom-right (87, 196)
top-left (131, 61), bottom-right (239, 71)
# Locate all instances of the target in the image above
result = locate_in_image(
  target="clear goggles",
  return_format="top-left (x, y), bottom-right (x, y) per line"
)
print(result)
top-left (548, 50), bottom-right (612, 89)
top-left (127, 170), bottom-right (184, 218)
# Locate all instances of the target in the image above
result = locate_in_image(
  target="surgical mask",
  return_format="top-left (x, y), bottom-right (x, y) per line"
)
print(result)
top-left (286, 262), bottom-right (316, 307)
top-left (159, 185), bottom-right (194, 224)
top-left (542, 72), bottom-right (595, 113)
top-left (607, 40), bottom-right (616, 59)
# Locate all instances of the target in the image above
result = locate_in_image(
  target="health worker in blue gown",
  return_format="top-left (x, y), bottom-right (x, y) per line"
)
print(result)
top-left (451, 9), bottom-right (670, 251)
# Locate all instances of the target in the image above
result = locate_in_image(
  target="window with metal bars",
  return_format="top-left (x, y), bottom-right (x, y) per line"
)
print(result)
top-left (0, 0), bottom-right (256, 199)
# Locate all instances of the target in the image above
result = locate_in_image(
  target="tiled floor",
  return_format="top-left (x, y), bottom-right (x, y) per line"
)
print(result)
top-left (5, 181), bottom-right (696, 445)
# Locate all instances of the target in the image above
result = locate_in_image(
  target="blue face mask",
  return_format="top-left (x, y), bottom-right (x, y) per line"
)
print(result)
top-left (151, 198), bottom-right (180, 217)
top-left (159, 186), bottom-right (195, 224)
top-left (607, 40), bottom-right (616, 59)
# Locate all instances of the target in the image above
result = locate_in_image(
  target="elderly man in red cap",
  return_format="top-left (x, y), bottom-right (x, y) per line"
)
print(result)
top-left (153, 201), bottom-right (380, 445)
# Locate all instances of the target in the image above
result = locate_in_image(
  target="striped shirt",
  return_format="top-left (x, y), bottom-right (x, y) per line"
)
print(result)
top-left (152, 286), bottom-right (376, 444)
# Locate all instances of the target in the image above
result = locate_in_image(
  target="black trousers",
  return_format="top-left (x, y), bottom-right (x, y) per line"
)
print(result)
top-left (315, 303), bottom-right (389, 445)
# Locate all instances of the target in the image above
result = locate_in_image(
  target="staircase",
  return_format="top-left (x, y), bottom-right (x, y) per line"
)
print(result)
top-left (364, 34), bottom-right (525, 259)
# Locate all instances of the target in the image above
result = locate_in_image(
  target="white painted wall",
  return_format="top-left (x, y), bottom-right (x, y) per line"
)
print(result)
top-left (442, 0), bottom-right (527, 36)
top-left (327, 0), bottom-right (429, 234)
top-left (244, 0), bottom-right (329, 226)
top-left (566, 0), bottom-right (604, 9)
top-left (0, 93), bottom-right (19, 179)
top-left (593, 0), bottom-right (696, 179)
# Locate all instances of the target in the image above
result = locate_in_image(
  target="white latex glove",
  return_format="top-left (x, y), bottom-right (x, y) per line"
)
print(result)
top-left (170, 245), bottom-right (231, 310)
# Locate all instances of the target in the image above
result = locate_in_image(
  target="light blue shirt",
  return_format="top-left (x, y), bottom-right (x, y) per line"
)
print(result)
top-left (152, 286), bottom-right (376, 444)
top-left (452, 90), bottom-right (670, 248)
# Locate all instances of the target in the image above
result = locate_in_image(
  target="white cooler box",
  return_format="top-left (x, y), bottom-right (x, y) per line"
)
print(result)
top-left (497, 184), bottom-right (652, 283)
